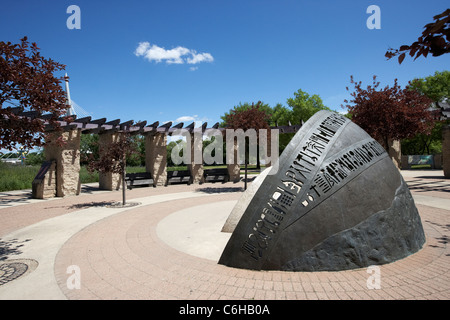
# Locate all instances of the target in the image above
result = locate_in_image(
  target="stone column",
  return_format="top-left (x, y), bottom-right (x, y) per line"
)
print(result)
top-left (145, 132), bottom-right (167, 186)
top-left (401, 155), bottom-right (409, 170)
top-left (443, 125), bottom-right (450, 178)
top-left (388, 139), bottom-right (402, 169)
top-left (98, 131), bottom-right (122, 190)
top-left (187, 132), bottom-right (204, 184)
top-left (226, 136), bottom-right (241, 183)
top-left (434, 154), bottom-right (442, 170)
top-left (44, 129), bottom-right (81, 197)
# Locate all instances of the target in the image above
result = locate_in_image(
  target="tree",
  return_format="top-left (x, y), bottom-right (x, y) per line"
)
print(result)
top-left (269, 103), bottom-right (296, 153)
top-left (86, 133), bottom-right (138, 206)
top-left (0, 37), bottom-right (69, 150)
top-left (126, 134), bottom-right (145, 166)
top-left (224, 101), bottom-right (272, 131)
top-left (270, 103), bottom-right (292, 126)
top-left (223, 101), bottom-right (271, 188)
top-left (272, 89), bottom-right (329, 154)
top-left (409, 70), bottom-right (450, 102)
top-left (220, 101), bottom-right (272, 127)
top-left (167, 139), bottom-right (184, 167)
top-left (385, 9), bottom-right (450, 64)
top-left (286, 89), bottom-right (330, 123)
top-left (402, 70), bottom-right (450, 155)
top-left (401, 123), bottom-right (443, 155)
top-left (343, 76), bottom-right (436, 152)
top-left (80, 134), bottom-right (99, 165)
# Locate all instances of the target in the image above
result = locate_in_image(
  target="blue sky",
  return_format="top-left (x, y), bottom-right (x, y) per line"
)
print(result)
top-left (1, 0), bottom-right (449, 127)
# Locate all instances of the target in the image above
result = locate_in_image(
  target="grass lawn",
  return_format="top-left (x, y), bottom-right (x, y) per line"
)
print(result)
top-left (0, 163), bottom-right (101, 192)
top-left (410, 164), bottom-right (432, 169)
top-left (0, 163), bottom-right (41, 192)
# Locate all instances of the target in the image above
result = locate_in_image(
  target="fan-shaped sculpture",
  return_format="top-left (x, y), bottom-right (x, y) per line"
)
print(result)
top-left (218, 110), bottom-right (425, 271)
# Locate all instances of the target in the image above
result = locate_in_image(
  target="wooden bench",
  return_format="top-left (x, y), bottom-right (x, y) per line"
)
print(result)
top-left (166, 170), bottom-right (191, 186)
top-left (203, 168), bottom-right (230, 183)
top-left (125, 172), bottom-right (155, 189)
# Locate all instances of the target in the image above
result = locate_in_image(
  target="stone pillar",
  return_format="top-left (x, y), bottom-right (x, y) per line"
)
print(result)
top-left (401, 155), bottom-right (409, 170)
top-left (145, 132), bottom-right (167, 186)
top-left (98, 131), bottom-right (122, 190)
top-left (434, 154), bottom-right (442, 170)
top-left (44, 129), bottom-right (81, 197)
top-left (226, 137), bottom-right (241, 183)
top-left (388, 139), bottom-right (402, 169)
top-left (187, 132), bottom-right (204, 184)
top-left (443, 125), bottom-right (450, 178)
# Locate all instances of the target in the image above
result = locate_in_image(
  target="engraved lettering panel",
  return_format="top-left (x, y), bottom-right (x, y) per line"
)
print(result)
top-left (240, 130), bottom-right (387, 266)
top-left (239, 112), bottom-right (352, 264)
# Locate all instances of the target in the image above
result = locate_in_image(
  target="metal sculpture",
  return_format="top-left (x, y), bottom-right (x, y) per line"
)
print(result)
top-left (219, 110), bottom-right (425, 271)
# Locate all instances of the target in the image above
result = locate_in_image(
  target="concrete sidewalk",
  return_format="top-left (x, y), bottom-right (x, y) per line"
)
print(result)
top-left (0, 171), bottom-right (448, 300)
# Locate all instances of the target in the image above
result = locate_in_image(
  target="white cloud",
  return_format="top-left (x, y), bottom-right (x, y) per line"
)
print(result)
top-left (189, 66), bottom-right (198, 71)
top-left (135, 42), bottom-right (214, 65)
top-left (135, 42), bottom-right (150, 56)
top-left (176, 116), bottom-right (196, 122)
top-left (175, 115), bottom-right (211, 127)
top-left (187, 52), bottom-right (214, 64)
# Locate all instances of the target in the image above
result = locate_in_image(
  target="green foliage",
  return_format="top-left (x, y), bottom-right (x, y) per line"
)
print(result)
top-left (219, 89), bottom-right (330, 155)
top-left (401, 108), bottom-right (446, 156)
top-left (81, 133), bottom-right (146, 167)
top-left (167, 139), bottom-right (183, 167)
top-left (286, 89), bottom-right (331, 123)
top-left (24, 152), bottom-right (44, 166)
top-left (220, 89), bottom-right (329, 129)
top-left (80, 134), bottom-right (99, 165)
top-left (409, 70), bottom-right (450, 102)
top-left (270, 103), bottom-right (292, 126)
top-left (0, 163), bottom-right (150, 192)
top-left (126, 135), bottom-right (145, 167)
top-left (0, 162), bottom-right (39, 191)
top-left (78, 166), bottom-right (99, 184)
top-left (402, 70), bottom-right (450, 155)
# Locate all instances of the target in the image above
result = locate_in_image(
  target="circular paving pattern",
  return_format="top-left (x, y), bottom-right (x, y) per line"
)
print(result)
top-left (54, 193), bottom-right (449, 300)
top-left (0, 259), bottom-right (38, 286)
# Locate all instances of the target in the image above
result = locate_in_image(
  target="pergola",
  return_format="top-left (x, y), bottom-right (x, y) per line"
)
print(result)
top-left (10, 101), bottom-right (449, 200)
top-left (8, 107), bottom-right (302, 199)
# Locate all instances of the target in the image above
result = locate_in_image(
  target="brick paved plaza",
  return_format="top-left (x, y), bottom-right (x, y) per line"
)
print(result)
top-left (0, 170), bottom-right (448, 301)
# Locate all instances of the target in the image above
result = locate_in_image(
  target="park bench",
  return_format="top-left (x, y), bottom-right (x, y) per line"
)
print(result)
top-left (203, 168), bottom-right (230, 183)
top-left (125, 172), bottom-right (155, 189)
top-left (166, 170), bottom-right (191, 186)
